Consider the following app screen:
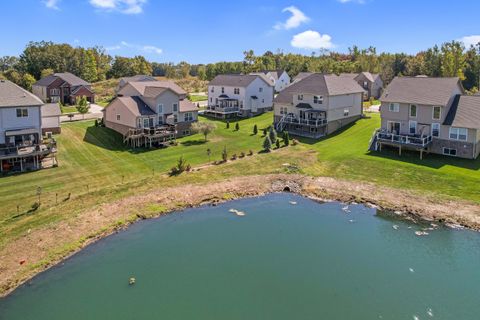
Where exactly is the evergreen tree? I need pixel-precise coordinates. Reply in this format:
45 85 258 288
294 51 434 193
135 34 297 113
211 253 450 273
283 131 290 146
253 124 258 135
269 126 277 144
275 140 280 149
263 136 272 152
235 122 240 131
226 121 230 129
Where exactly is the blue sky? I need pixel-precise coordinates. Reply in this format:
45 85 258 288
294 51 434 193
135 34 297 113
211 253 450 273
1 0 479 64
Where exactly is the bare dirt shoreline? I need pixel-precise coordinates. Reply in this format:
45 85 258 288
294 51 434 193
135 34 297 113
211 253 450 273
1 173 480 297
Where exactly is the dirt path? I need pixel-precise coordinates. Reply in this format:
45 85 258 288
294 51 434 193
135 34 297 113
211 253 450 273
1 174 479 297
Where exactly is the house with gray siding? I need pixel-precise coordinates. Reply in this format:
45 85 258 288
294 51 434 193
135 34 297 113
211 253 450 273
273 73 365 138
104 81 198 147
250 70 290 92
0 80 57 173
206 74 274 118
340 72 384 100
371 76 480 159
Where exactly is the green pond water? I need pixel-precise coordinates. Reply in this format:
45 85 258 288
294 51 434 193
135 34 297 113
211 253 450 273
1 193 480 319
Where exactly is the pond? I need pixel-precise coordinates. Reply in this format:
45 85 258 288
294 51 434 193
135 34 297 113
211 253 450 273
1 193 479 319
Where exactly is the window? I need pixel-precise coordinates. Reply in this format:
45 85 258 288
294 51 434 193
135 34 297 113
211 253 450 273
259 87 263 93
449 127 467 141
116 114 121 121
298 94 304 101
16 108 28 118
314 95 323 104
409 104 417 118
234 88 240 94
137 118 142 128
50 88 60 96
409 121 417 134
280 107 288 115
157 104 163 114
343 109 350 117
143 118 149 128
432 106 441 120
173 103 178 112
183 130 191 136
443 148 457 156
363 81 368 88
221 87 224 94
262 99 264 103
211 87 214 93
174 115 178 123
184 112 194 122
431 123 440 137
388 103 399 112
210 98 212 103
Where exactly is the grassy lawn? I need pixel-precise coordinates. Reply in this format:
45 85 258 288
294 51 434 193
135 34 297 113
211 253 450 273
188 95 208 102
60 106 78 114
1 112 480 247
363 100 381 108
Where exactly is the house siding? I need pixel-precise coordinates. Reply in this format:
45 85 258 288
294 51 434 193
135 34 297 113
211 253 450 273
0 106 42 145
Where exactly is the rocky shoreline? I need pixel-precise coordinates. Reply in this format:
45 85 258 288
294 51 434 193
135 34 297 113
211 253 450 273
1 174 479 297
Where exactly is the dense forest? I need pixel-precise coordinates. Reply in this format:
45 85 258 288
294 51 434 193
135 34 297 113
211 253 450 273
1 40 479 93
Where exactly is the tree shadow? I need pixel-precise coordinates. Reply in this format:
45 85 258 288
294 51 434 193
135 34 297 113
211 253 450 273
180 139 207 146
287 121 358 145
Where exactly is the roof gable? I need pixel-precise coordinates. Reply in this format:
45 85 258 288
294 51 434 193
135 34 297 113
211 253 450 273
444 95 480 129
209 74 273 88
0 80 44 107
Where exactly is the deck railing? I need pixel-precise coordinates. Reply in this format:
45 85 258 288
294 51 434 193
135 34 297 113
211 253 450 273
206 105 240 113
376 131 432 147
283 115 327 127
0 140 57 159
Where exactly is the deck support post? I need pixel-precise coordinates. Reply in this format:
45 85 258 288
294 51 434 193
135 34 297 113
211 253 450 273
420 149 423 160
399 145 402 156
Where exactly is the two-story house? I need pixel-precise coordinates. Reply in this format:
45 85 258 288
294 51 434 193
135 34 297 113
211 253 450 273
340 72 383 100
206 74 274 118
250 70 291 92
117 74 157 92
273 73 365 138
371 76 480 159
0 80 57 173
104 81 198 148
32 72 95 105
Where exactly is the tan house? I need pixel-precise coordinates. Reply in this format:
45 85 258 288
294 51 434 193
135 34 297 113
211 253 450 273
104 81 198 148
371 76 480 159
273 73 365 138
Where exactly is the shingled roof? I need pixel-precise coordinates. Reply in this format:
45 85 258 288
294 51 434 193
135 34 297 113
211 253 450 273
444 95 480 129
113 96 156 116
124 81 186 97
209 74 273 87
34 72 90 87
381 77 463 106
0 80 43 107
274 73 365 104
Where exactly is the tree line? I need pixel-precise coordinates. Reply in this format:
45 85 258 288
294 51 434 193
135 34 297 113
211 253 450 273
1 40 479 93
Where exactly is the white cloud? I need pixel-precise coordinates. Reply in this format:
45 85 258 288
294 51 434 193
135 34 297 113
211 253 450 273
291 30 334 50
89 0 147 14
338 0 366 3
43 0 60 10
274 6 310 30
106 41 162 55
460 35 480 48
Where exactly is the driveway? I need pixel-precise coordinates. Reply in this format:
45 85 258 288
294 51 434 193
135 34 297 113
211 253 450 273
60 103 104 123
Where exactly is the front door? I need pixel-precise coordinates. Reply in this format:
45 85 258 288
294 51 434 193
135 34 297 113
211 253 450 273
387 121 400 134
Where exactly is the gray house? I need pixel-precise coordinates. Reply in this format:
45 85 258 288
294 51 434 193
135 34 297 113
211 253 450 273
117 75 157 92
340 72 383 100
273 73 365 138
371 76 480 159
0 80 57 173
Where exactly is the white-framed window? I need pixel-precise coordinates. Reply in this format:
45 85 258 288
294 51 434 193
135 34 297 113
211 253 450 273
234 88 240 94
409 120 417 134
116 114 121 121
388 103 399 112
211 87 214 93
173 103 178 112
298 94 303 101
50 88 60 96
432 106 441 120
279 107 287 115
363 81 368 88
314 95 323 104
449 127 467 141
343 109 349 117
174 115 178 123
137 118 142 128
443 148 457 156
157 104 163 114
259 87 263 92
16 108 28 118
183 130 191 136
143 118 149 128
431 123 440 137
221 87 224 94
409 104 417 118
210 98 212 103
184 112 194 122
158 115 163 125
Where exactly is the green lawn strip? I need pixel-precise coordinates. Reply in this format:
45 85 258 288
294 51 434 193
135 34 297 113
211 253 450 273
188 95 208 102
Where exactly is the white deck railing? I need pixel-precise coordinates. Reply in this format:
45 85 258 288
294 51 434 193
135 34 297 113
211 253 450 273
376 130 432 147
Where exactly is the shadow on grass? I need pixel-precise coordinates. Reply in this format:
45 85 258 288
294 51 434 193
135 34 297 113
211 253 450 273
366 147 480 170
180 139 207 146
288 121 358 145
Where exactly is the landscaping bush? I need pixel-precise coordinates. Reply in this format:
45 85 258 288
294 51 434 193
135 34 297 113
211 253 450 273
276 140 280 149
235 122 239 131
248 150 253 156
262 128 267 136
292 139 299 146
222 146 228 162
283 131 290 146
269 126 277 144
170 156 188 175
231 153 237 160
253 124 258 135
94 119 99 127
263 136 272 152
226 121 230 129
240 152 245 158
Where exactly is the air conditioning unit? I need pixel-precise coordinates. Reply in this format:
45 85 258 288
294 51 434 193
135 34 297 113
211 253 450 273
46 132 53 139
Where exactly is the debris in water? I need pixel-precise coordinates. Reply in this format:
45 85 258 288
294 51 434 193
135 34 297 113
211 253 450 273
427 308 433 317
349 219 355 223
430 223 438 228
392 225 399 230
394 210 403 215
415 231 429 236
289 201 297 205
413 315 419 320
342 206 351 213
229 209 246 216
409 268 415 273
129 277 136 285
445 223 464 230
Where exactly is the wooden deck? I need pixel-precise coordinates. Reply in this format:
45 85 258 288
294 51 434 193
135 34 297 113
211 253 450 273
123 125 177 148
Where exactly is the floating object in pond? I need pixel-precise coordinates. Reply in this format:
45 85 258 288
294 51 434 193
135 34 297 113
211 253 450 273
413 315 419 320
392 225 399 230
342 206 350 213
229 209 245 216
445 223 464 230
415 231 429 236
289 201 297 205
409 268 414 273
129 277 136 285
348 219 355 223
427 308 433 317
430 223 438 228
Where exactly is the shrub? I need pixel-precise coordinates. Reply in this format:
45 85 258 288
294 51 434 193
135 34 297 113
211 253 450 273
276 140 280 149
263 136 272 152
170 156 188 175
191 122 217 141
240 152 245 158
226 121 230 129
235 122 239 131
248 150 253 156
231 153 237 160
186 164 192 172
269 126 277 144
94 119 99 127
283 131 290 146
222 146 228 162
262 128 267 136
253 124 258 135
